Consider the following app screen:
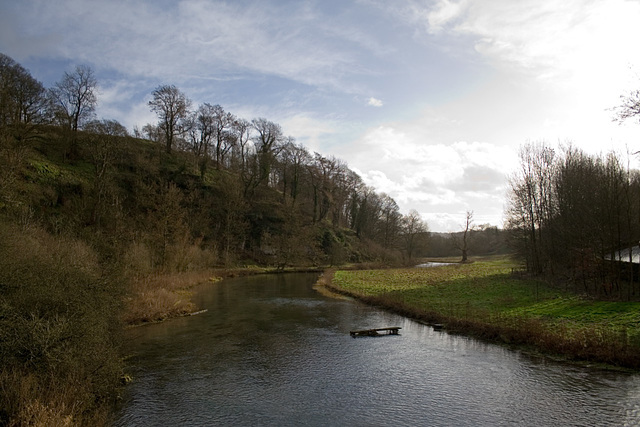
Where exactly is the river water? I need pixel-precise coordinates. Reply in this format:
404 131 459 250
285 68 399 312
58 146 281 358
113 273 640 426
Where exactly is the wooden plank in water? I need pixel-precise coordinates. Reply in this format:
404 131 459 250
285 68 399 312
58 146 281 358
350 327 401 337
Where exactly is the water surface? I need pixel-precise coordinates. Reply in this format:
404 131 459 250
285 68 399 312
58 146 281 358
114 273 640 426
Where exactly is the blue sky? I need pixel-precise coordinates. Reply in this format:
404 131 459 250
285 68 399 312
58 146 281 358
2 0 640 231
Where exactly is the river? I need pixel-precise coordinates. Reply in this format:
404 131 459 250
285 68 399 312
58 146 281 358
113 272 640 426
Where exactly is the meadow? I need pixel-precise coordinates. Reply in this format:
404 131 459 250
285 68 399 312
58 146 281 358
329 257 640 369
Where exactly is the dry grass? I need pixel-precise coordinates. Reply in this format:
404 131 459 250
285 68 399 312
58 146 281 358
0 369 111 427
122 270 221 325
0 223 123 426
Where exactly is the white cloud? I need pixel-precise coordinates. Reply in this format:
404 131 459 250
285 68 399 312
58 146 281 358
452 0 640 88
2 0 388 96
279 114 337 154
427 0 467 34
367 97 384 107
333 124 515 231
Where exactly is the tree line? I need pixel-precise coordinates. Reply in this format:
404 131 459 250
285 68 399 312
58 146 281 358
139 87 432 266
0 52 433 268
504 86 640 300
141 83 433 265
505 141 640 299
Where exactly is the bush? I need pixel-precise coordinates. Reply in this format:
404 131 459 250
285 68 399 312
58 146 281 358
0 223 123 426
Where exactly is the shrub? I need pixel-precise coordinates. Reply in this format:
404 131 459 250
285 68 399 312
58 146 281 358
0 223 123 426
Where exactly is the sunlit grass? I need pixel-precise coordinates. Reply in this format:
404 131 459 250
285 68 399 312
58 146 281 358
331 257 640 367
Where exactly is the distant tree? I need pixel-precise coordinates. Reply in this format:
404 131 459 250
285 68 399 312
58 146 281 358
148 85 191 153
278 139 310 207
341 169 364 230
231 118 257 193
231 118 252 170
308 153 341 223
455 210 474 262
401 209 428 260
190 103 215 159
85 118 128 137
49 65 97 132
350 185 381 238
251 117 283 187
379 194 402 248
83 119 127 225
0 53 46 131
142 123 162 143
211 105 235 169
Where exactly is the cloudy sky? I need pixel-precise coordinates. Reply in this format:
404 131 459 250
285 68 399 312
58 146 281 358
2 0 640 231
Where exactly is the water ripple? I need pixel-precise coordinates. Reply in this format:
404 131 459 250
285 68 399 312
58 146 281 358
113 273 640 427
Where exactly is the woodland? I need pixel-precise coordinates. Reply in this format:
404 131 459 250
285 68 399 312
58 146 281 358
6 48 640 424
0 53 507 425
506 141 640 300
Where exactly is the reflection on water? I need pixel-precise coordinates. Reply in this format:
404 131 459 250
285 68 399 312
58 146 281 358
416 262 456 268
114 273 640 426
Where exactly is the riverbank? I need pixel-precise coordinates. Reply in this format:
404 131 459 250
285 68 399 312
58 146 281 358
325 257 640 369
123 267 323 326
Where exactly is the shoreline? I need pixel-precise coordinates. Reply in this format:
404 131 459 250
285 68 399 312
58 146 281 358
123 267 323 327
322 266 640 371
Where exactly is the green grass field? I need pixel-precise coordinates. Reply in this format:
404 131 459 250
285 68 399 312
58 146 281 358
331 257 640 367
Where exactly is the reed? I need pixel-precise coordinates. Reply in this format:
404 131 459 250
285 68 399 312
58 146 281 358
122 271 219 325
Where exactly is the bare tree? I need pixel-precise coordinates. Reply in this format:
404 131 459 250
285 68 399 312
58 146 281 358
379 194 402 248
458 210 474 262
308 153 341 223
188 104 213 158
251 117 283 188
615 88 640 124
142 123 162 143
49 65 97 132
186 103 215 175
83 119 127 225
148 85 191 153
0 53 46 131
402 209 428 260
211 105 235 169
188 103 235 165
278 138 310 206
231 118 252 170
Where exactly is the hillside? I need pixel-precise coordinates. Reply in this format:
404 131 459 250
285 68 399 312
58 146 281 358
0 121 423 425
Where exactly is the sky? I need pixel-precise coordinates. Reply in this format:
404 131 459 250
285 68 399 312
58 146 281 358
2 0 640 232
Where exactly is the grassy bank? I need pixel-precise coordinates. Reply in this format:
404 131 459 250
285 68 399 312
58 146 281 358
328 257 640 369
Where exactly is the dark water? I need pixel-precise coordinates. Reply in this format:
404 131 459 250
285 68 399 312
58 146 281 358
114 273 640 426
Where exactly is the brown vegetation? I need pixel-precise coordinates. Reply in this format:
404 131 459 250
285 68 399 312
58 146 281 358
0 224 123 426
122 271 218 325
